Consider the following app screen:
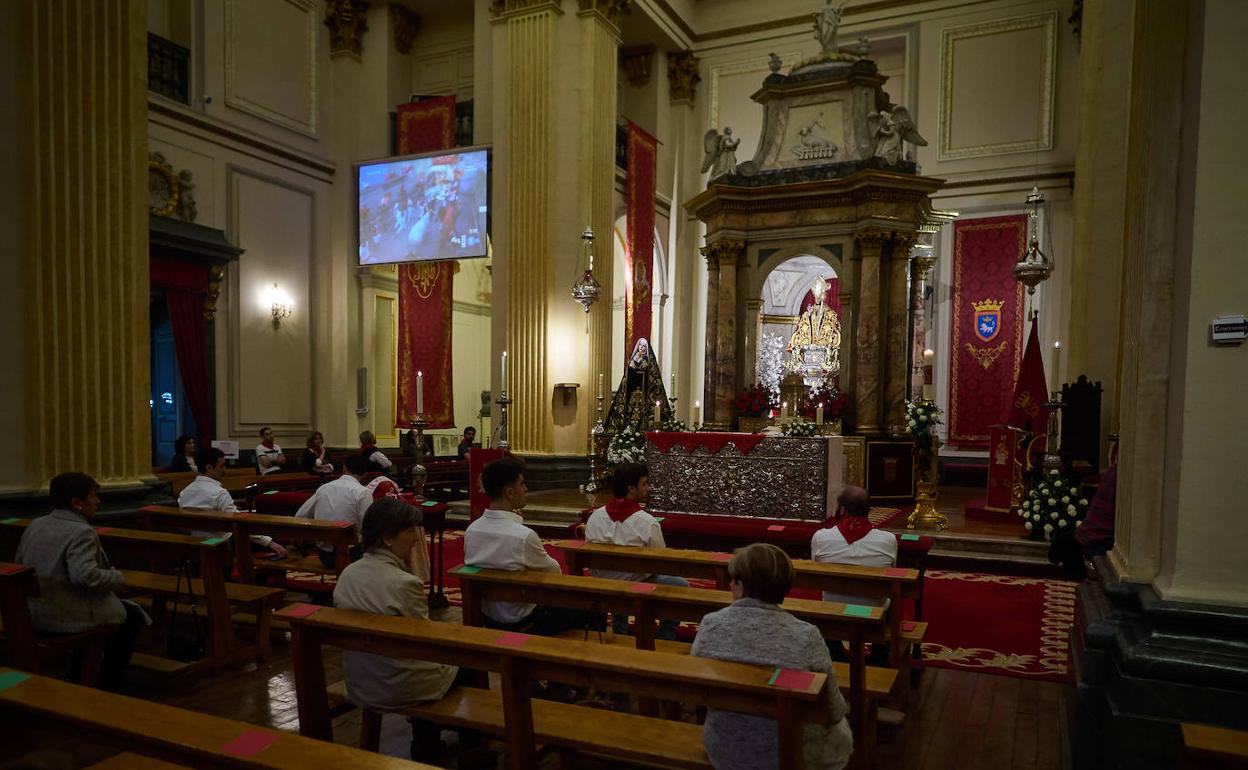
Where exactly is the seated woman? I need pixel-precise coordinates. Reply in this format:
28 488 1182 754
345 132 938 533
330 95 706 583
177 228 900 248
333 498 481 764
170 434 196 472
691 543 853 770
301 430 335 476
15 472 147 691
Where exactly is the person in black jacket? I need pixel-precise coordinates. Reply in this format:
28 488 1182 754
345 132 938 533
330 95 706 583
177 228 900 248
170 435 196 471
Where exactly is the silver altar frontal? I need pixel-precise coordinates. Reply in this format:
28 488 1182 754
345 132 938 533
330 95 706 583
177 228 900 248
645 435 844 521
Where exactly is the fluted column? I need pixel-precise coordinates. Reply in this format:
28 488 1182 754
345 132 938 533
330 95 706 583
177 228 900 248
0 0 150 492
700 248 720 421
578 0 623 442
884 233 917 433
496 0 560 453
852 230 888 434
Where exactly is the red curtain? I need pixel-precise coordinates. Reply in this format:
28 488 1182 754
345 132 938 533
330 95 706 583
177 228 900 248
625 121 658 358
150 257 213 442
947 215 1027 448
394 97 457 429
798 277 841 318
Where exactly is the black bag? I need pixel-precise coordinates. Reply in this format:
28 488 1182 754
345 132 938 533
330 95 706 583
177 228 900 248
166 558 206 662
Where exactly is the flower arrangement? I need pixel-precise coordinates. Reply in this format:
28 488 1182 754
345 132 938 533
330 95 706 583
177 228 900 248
781 418 819 437
905 399 943 439
660 417 688 432
734 383 775 418
1018 469 1090 540
606 424 647 465
799 379 848 420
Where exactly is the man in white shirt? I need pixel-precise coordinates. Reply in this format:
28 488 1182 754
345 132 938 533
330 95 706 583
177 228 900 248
359 430 394 472
811 485 897 664
296 454 372 567
585 462 688 640
463 457 594 636
179 447 286 559
255 426 287 476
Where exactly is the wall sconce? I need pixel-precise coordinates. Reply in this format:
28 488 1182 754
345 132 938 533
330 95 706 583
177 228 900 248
263 282 293 328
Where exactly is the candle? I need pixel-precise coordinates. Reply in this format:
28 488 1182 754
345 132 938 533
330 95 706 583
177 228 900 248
923 348 935 365
416 371 424 415
1053 340 1062 379
501 351 508 393
816 403 824 425
670 373 676 393
654 400 661 425
694 400 701 427
781 401 788 418
597 372 603 398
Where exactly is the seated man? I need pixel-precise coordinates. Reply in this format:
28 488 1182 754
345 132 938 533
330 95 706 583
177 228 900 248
810 485 896 663
360 430 394 473
254 426 287 476
585 462 688 640
463 457 592 636
457 426 477 459
295 454 373 568
179 447 287 559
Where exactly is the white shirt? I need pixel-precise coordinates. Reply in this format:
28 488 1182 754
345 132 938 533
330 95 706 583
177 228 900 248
810 525 898 607
255 443 284 475
584 505 666 582
295 475 372 543
463 508 561 624
363 446 393 470
178 475 271 547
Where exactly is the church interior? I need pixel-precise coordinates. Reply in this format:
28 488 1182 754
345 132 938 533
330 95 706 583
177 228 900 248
1 0 1246 768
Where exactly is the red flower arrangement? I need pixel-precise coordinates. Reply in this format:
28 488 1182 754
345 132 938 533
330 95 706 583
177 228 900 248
797 379 849 420
734 383 775 417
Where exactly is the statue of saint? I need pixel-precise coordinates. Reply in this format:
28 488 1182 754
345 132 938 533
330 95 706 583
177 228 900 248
604 338 673 433
814 1 846 56
787 276 842 379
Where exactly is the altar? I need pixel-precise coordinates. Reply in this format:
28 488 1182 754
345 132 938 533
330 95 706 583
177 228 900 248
644 432 843 521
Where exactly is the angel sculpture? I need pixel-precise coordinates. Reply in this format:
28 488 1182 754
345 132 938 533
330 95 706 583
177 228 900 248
867 106 927 165
701 127 740 180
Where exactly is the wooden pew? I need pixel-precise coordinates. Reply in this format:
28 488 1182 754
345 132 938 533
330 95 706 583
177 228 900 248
283 605 829 770
557 540 924 667
0 562 115 685
0 519 284 673
454 566 885 767
156 468 263 498
1183 722 1248 767
0 667 438 769
138 505 357 584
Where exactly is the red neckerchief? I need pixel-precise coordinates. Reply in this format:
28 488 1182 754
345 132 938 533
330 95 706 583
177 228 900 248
260 439 275 449
361 442 377 454
604 498 643 523
833 515 874 545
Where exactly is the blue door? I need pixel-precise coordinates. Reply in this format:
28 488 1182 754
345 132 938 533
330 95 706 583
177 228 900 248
151 317 180 468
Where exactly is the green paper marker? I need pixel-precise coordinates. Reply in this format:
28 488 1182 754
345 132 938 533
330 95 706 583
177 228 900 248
0 671 31 692
1 517 22 525
841 604 874 618
456 565 482 575
202 537 228 546
900 533 920 541
767 668 781 685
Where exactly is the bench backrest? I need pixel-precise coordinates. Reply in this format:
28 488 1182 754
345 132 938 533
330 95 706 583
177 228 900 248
0 668 437 770
0 563 39 670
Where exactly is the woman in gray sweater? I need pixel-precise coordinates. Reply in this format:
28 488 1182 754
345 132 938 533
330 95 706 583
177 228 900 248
691 543 854 770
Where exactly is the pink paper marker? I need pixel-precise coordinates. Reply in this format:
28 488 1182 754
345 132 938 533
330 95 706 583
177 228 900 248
766 525 785 532
495 631 530 648
562 540 586 549
770 668 817 691
629 582 659 593
710 553 732 562
332 520 352 527
280 603 322 618
94 527 114 534
221 729 280 758
0 564 25 575
903 621 917 632
883 567 909 578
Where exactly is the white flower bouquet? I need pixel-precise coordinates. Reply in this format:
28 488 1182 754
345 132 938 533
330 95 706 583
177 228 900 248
1018 469 1091 540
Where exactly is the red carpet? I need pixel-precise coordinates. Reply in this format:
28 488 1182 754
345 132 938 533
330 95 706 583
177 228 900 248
295 528 1076 683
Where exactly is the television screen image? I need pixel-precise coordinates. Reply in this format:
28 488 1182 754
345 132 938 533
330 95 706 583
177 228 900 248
357 147 489 266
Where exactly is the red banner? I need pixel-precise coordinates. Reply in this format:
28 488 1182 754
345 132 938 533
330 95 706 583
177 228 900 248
1007 316 1051 434
947 215 1027 448
625 122 658 357
395 98 456 430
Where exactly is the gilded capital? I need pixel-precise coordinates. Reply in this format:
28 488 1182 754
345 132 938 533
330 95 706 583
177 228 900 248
621 45 655 87
667 51 701 104
853 227 892 245
701 239 745 266
578 0 631 24
325 0 371 59
389 3 419 55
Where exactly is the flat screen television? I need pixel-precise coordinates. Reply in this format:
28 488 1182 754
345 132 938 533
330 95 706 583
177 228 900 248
355 145 490 266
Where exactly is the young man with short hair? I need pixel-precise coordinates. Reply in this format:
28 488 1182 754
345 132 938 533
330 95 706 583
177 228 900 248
463 457 589 635
359 430 394 472
296 453 373 567
180 447 287 558
255 427 287 475
585 462 688 640
457 426 477 459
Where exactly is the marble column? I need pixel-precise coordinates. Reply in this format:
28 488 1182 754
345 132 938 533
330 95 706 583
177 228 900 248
493 0 560 453
743 297 763 387
852 230 888 435
0 0 151 492
713 242 743 426
699 247 720 421
883 233 917 434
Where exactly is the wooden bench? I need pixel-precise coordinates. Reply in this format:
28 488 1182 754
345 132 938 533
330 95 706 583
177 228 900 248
156 468 263 497
558 540 924 667
138 504 358 585
0 562 116 686
0 667 438 769
455 565 889 768
1183 722 1248 767
283 604 830 770
0 519 284 673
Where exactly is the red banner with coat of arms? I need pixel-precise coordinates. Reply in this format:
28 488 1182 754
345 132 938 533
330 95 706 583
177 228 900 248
395 97 456 429
947 215 1027 448
625 121 658 357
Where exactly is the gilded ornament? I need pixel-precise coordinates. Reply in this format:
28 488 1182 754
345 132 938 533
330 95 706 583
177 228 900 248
148 152 197 222
620 46 654 87
667 51 700 104
325 0 370 59
965 341 1007 370
389 3 419 55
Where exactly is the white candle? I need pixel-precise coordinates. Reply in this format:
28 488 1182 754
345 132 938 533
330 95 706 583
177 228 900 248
654 400 661 425
1053 341 1062 381
816 403 824 425
782 401 788 418
923 348 935 365
598 372 604 398
694 400 701 427
501 351 508 393
416 371 424 415
670 373 676 393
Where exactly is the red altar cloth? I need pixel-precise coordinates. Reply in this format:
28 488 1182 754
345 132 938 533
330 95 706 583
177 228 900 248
646 431 767 456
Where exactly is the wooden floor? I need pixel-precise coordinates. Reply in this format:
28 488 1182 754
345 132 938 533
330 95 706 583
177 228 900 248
125 615 1067 770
